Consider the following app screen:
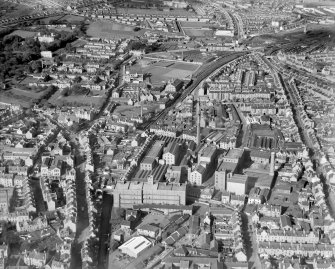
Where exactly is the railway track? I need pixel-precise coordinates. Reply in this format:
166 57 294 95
138 52 248 130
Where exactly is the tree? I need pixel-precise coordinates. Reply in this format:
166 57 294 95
93 76 101 84
73 76 82 84
65 43 72 52
30 60 42 72
44 74 51 82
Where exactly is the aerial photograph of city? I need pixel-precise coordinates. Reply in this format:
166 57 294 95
0 0 335 268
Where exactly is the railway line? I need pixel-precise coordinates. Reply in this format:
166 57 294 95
138 52 248 131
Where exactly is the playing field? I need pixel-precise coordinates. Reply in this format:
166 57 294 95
49 94 104 108
133 59 201 85
184 29 213 37
87 20 145 39
180 21 214 28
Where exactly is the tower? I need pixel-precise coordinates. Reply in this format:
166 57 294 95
140 102 143 119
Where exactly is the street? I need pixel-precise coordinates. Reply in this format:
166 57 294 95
98 193 113 269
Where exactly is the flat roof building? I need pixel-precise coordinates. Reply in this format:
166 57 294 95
110 181 187 208
227 174 249 196
118 236 152 258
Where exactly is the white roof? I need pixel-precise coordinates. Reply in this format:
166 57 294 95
118 236 151 255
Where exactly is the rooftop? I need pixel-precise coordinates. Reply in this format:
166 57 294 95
118 236 151 255
228 174 248 184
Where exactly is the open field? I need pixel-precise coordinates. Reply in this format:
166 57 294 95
180 21 215 28
0 87 45 108
144 50 210 63
87 20 145 39
133 59 201 84
38 15 64 24
61 14 86 23
114 7 196 16
49 93 104 108
0 0 37 19
8 30 37 38
184 28 213 37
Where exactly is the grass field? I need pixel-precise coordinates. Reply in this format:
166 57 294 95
87 20 145 39
0 87 45 108
180 21 214 28
61 14 86 23
8 30 37 38
184 28 213 37
132 59 201 85
49 93 104 108
0 1 37 19
114 7 195 16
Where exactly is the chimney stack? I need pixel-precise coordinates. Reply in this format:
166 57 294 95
196 97 201 145
269 151 275 176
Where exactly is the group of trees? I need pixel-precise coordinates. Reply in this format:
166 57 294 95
0 35 41 80
40 31 77 52
63 85 89 97
0 25 86 80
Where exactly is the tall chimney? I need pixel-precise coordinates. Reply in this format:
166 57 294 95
196 97 201 145
269 151 275 176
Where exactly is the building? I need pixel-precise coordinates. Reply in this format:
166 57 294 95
140 157 156 171
23 250 47 268
220 149 244 164
165 166 187 183
0 188 13 213
163 142 180 165
214 160 239 191
248 187 268 204
227 174 249 195
16 216 48 232
110 181 187 208
37 32 55 43
256 229 319 244
188 164 207 186
0 174 13 188
118 236 152 258
250 150 271 164
137 224 160 238
198 145 217 164
164 79 183 93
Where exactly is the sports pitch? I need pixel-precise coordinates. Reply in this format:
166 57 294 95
136 60 201 84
